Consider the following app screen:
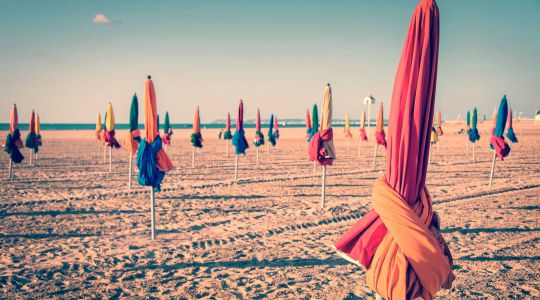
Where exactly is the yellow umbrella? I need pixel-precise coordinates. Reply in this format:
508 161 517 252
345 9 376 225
106 103 115 131
320 83 335 208
35 114 41 135
320 84 336 160
95 113 102 140
344 114 353 137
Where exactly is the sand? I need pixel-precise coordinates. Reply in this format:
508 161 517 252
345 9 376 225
1 121 539 299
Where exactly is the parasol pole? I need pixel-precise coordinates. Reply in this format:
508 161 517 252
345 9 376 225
429 147 432 166
266 142 269 154
29 150 32 165
437 140 440 155
128 154 132 189
321 165 327 209
488 152 496 187
109 147 112 172
150 187 156 240
226 140 229 157
367 103 372 137
8 159 13 180
256 147 259 165
192 147 195 168
372 144 378 170
472 142 476 162
98 142 101 159
346 138 349 150
357 139 361 158
234 155 239 180
103 144 107 162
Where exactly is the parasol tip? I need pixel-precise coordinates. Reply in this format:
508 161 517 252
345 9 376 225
147 75 151 79
326 83 331 86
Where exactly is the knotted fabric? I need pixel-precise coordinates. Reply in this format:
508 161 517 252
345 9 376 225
123 129 141 156
136 136 172 191
4 129 24 163
105 130 121 148
490 135 510 160
191 132 203 148
163 129 173 145
232 129 249 154
468 128 480 143
359 127 368 141
308 128 334 166
375 130 387 148
366 177 452 300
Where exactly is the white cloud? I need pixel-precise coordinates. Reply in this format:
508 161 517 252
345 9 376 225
93 14 111 24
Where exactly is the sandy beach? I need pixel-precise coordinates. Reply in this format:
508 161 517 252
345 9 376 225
1 121 539 299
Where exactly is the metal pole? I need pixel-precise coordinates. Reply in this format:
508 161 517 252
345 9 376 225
321 165 327 209
8 159 13 180
234 155 239 180
367 103 372 138
192 147 195 168
29 150 32 165
489 152 496 187
473 142 476 162
109 147 112 173
128 155 132 190
226 141 229 157
372 144 378 170
256 147 259 165
150 187 156 240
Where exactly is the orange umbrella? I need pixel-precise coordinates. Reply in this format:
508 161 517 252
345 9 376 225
137 75 173 240
141 75 173 175
436 111 443 135
359 110 368 141
191 106 203 148
375 103 386 147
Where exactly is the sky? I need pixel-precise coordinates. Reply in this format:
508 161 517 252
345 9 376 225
1 0 539 124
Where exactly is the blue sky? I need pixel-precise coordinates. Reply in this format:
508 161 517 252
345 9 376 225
1 0 539 124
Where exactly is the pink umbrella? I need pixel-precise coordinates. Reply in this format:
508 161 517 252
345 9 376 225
334 1 453 298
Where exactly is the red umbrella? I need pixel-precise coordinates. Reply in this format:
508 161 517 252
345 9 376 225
334 1 453 298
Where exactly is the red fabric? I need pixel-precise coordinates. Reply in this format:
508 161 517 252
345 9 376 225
508 108 513 128
237 100 244 131
335 0 440 269
162 130 173 145
308 128 334 166
29 112 36 134
359 127 368 141
375 131 387 148
490 135 510 160
436 127 443 136
105 130 121 148
256 109 261 131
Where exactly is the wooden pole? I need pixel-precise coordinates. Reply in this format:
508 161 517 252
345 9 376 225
8 159 13 180
103 144 107 162
98 142 101 159
429 147 432 166
109 147 112 173
437 141 440 155
321 165 327 209
357 140 362 158
150 187 156 240
346 138 349 151
234 155 239 180
29 150 32 165
192 147 195 168
266 142 270 154
226 141 229 157
488 152 496 187
256 147 259 165
128 155 133 190
372 144 378 170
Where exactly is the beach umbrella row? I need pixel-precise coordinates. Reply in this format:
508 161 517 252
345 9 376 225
104 103 121 172
335 1 454 299
24 110 39 164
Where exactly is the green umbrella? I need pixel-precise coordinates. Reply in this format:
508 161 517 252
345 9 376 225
130 94 139 132
309 104 319 141
164 112 170 134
